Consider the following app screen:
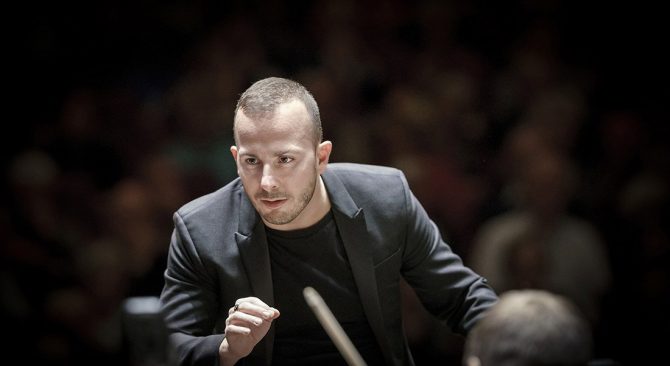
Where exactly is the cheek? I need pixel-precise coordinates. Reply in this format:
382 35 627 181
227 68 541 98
291 169 315 188
238 170 259 188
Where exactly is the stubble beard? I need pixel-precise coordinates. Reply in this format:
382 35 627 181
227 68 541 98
260 173 317 225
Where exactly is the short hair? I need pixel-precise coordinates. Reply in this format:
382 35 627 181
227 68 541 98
234 77 322 145
464 290 592 366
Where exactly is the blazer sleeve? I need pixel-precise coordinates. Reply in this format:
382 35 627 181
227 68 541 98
398 173 498 335
160 212 224 366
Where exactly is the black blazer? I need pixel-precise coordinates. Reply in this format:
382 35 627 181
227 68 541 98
159 163 498 365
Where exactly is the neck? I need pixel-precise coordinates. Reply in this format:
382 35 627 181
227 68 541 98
313 176 331 215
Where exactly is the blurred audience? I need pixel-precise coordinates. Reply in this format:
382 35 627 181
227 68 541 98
6 1 667 365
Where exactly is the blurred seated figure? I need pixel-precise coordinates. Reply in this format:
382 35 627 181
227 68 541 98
463 289 592 366
470 150 611 324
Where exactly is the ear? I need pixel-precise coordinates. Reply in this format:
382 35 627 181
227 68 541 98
316 140 332 174
230 145 239 161
230 146 240 175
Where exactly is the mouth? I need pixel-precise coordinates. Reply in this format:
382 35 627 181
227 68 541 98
260 198 287 209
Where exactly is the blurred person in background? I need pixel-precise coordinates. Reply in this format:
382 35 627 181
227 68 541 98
463 289 594 366
470 142 611 325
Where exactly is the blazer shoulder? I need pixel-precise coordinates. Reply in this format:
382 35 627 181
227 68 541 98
326 163 409 191
325 163 410 204
327 162 404 178
176 178 244 220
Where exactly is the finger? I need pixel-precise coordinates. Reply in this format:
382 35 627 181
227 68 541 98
228 311 265 327
235 304 279 320
224 324 251 336
235 297 273 309
232 301 280 319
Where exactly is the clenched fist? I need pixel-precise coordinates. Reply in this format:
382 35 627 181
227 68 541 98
219 297 280 365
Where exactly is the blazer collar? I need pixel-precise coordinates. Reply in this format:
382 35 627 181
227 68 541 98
321 167 396 364
321 167 360 218
236 186 260 236
235 189 274 365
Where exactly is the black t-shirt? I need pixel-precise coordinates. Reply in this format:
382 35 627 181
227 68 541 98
266 211 386 365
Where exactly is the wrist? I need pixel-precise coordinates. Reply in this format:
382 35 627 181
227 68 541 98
218 337 241 366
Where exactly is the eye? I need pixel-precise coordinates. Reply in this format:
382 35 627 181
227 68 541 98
245 157 259 165
278 156 294 164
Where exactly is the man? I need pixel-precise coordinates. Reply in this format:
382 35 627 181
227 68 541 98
159 77 498 365
463 289 592 366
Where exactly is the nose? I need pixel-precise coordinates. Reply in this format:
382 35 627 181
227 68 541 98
260 165 279 192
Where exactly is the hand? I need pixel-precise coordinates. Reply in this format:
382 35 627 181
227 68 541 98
219 297 280 365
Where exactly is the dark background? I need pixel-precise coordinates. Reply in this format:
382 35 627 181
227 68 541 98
4 1 668 365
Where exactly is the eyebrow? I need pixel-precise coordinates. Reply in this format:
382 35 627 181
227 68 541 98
275 149 299 156
238 148 302 157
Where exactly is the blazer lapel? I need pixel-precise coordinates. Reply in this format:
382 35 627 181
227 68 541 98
235 194 273 302
234 190 274 365
322 169 395 364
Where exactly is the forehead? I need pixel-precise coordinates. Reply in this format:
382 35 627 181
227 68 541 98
235 100 314 148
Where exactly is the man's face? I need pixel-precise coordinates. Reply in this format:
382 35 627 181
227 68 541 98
231 100 330 229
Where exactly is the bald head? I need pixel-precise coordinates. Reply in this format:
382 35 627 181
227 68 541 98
464 290 592 366
234 77 322 145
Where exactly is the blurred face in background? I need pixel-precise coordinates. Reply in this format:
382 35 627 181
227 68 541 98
521 151 576 219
